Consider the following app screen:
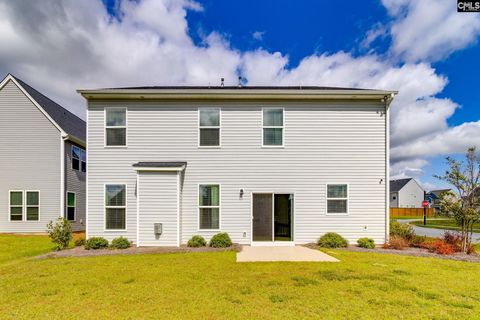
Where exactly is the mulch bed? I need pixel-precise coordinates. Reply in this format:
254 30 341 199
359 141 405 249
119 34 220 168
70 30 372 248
304 243 480 263
36 243 242 259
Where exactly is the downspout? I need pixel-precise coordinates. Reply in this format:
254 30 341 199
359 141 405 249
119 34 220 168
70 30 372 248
60 134 66 219
383 94 394 243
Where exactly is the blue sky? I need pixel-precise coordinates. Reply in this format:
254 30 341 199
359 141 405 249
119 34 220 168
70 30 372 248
1 0 480 190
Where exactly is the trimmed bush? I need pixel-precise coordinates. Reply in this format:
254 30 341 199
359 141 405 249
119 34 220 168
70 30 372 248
187 235 207 247
317 232 348 248
390 220 415 240
85 237 109 250
410 235 427 248
46 218 73 251
383 235 409 250
74 237 86 247
357 237 375 249
209 232 232 248
110 237 131 249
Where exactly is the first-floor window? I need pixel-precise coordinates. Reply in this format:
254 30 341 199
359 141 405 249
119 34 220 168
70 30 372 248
326 184 348 214
26 191 39 221
199 184 220 230
9 191 23 221
67 192 76 221
105 184 126 230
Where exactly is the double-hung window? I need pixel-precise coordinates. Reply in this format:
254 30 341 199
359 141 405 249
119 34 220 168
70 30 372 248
105 108 127 146
198 184 220 230
67 192 76 221
105 184 126 230
9 191 23 221
9 191 39 221
72 145 86 172
263 108 284 146
199 108 220 147
326 184 348 214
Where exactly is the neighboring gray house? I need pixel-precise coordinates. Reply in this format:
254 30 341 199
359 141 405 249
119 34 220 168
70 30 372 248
78 85 396 246
390 178 424 208
0 74 86 232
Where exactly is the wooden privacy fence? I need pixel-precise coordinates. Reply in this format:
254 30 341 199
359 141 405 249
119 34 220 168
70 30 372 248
390 207 435 217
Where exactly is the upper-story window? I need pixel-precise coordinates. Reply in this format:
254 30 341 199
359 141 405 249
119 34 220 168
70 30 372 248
263 108 284 146
72 145 86 172
199 108 220 147
105 108 127 146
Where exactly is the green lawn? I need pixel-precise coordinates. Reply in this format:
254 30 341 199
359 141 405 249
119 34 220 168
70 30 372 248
410 219 480 233
1 235 480 319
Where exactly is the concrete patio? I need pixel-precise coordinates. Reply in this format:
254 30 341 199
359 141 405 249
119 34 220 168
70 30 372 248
236 245 339 262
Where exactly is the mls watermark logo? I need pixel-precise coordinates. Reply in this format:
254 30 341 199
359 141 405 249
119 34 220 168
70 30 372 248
458 1 480 12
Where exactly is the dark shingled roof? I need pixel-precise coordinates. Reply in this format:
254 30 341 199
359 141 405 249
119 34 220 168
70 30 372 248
133 162 187 168
13 76 86 142
390 178 413 192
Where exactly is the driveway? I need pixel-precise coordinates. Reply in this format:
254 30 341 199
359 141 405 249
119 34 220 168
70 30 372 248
398 219 480 243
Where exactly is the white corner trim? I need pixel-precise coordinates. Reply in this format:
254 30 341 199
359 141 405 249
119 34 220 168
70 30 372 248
60 138 65 218
177 172 180 247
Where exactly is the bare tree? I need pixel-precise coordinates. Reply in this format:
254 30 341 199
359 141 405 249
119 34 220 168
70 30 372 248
434 147 480 253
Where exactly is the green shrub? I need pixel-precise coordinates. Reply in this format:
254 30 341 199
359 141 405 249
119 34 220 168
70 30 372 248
74 237 85 247
357 237 375 249
187 235 207 247
317 232 348 248
85 237 109 250
390 220 415 240
110 237 131 249
209 232 232 248
46 218 73 251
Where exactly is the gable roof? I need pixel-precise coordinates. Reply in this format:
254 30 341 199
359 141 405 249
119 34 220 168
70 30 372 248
0 74 85 144
390 178 413 192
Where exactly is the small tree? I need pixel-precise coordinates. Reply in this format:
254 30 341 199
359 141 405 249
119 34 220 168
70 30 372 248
46 217 73 250
435 147 480 253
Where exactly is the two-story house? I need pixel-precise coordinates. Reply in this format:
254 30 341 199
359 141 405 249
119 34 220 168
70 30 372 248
390 178 424 208
0 74 86 232
78 85 396 246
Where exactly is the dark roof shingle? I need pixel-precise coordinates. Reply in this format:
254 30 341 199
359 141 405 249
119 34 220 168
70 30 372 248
390 178 413 192
13 76 86 142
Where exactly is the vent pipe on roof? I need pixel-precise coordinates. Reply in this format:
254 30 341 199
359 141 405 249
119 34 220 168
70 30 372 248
238 76 242 88
220 78 224 87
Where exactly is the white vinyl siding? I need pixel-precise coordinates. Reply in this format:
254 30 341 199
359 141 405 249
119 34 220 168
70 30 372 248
87 100 386 244
65 141 86 231
0 80 61 232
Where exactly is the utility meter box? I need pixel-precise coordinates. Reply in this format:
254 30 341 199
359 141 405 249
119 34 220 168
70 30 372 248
154 223 162 235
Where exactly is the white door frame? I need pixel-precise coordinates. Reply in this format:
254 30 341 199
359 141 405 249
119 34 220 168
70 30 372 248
250 192 295 246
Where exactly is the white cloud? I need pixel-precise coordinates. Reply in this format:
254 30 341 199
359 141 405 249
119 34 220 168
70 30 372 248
382 0 480 62
0 0 480 181
252 31 265 41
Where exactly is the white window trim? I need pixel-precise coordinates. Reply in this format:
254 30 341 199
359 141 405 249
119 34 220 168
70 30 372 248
104 183 128 232
325 183 349 215
71 145 86 171
25 190 40 221
262 107 285 148
8 190 24 222
198 107 221 148
66 191 76 222
104 107 128 148
197 183 221 231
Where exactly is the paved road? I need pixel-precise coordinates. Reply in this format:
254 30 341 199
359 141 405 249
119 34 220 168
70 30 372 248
397 219 480 243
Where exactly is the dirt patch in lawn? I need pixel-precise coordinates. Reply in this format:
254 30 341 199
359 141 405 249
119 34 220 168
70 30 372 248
36 243 242 259
304 243 480 263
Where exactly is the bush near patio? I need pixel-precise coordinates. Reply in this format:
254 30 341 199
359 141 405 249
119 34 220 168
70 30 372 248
1 234 480 319
209 233 232 248
110 237 132 249
318 232 348 248
187 235 207 247
390 220 415 241
357 237 375 249
46 217 73 251
84 237 109 250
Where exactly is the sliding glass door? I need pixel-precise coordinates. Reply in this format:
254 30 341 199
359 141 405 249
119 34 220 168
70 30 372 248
252 193 294 243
